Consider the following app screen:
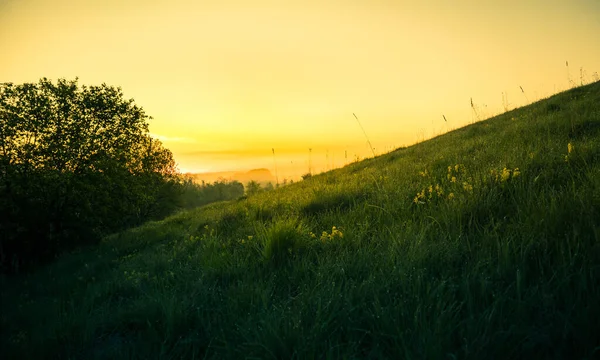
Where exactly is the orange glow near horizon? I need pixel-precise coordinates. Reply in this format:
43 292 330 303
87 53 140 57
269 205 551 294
2 0 599 179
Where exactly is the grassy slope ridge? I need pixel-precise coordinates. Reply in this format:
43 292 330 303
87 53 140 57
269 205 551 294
2 82 600 359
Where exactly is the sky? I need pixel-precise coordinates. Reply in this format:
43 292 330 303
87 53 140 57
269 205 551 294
1 0 599 179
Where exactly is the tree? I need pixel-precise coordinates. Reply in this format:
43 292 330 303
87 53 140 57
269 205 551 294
0 78 178 273
177 178 244 208
245 180 262 196
264 182 275 191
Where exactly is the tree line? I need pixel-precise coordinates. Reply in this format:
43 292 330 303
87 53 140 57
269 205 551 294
0 78 243 274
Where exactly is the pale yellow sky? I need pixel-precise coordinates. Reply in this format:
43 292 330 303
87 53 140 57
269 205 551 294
1 0 599 178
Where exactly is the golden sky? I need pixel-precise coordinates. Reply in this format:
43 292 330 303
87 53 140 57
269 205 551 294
2 0 599 178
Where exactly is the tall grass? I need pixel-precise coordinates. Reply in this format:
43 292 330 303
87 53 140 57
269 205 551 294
2 81 600 359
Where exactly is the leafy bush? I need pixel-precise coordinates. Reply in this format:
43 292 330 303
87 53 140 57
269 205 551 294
0 78 179 273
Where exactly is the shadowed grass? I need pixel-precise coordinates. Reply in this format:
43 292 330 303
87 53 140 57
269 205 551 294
2 81 600 359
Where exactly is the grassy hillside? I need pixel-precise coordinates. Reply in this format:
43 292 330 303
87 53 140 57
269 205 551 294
2 82 600 359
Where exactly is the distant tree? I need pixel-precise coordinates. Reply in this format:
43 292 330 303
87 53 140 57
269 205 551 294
245 180 262 196
0 78 178 273
177 178 244 208
264 182 275 191
301 173 312 180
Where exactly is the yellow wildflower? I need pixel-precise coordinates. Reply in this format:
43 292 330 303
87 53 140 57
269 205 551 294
320 231 329 242
448 193 455 200
330 226 343 240
512 168 520 178
462 182 473 192
414 189 426 204
568 143 573 154
500 168 511 182
451 176 457 183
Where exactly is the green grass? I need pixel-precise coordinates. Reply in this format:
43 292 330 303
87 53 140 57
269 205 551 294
2 82 600 359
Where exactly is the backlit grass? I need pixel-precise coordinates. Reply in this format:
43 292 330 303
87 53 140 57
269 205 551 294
2 82 600 359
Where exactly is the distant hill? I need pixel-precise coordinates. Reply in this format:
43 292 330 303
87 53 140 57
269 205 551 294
185 168 276 186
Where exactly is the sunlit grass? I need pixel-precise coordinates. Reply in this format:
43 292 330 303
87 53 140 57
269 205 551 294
2 81 600 359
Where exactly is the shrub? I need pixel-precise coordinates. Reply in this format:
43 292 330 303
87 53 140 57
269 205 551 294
0 78 178 273
261 219 308 265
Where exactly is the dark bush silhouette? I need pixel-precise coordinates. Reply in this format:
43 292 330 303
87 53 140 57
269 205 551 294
0 78 182 273
301 172 312 180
